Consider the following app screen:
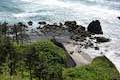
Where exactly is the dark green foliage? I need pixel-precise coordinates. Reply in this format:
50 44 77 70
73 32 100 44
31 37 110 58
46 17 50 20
0 36 10 72
0 35 18 77
0 32 66 80
27 40 65 80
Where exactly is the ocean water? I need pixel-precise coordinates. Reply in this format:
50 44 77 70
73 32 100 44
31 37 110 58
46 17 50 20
0 0 120 38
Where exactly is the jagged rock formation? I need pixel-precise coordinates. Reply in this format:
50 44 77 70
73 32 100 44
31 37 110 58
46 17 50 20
87 20 103 34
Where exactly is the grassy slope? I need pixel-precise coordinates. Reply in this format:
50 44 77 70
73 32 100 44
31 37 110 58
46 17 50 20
0 39 120 80
63 57 120 80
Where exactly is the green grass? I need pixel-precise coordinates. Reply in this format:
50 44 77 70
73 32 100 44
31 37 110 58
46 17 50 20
63 57 120 80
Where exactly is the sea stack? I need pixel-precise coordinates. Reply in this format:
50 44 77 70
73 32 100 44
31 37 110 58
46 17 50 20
87 20 103 34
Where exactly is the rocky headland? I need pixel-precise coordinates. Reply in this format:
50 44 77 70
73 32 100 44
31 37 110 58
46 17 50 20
0 19 119 73
32 20 119 73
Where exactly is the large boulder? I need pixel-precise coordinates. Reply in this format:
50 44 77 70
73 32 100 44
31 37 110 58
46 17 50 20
87 20 103 34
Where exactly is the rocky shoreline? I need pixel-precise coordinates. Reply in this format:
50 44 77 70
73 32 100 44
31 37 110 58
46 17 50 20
31 20 120 73
34 20 110 42
26 20 112 67
1 20 120 73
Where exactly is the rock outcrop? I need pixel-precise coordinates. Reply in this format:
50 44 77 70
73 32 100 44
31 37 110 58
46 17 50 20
64 21 77 32
64 21 77 27
95 37 110 43
87 20 103 34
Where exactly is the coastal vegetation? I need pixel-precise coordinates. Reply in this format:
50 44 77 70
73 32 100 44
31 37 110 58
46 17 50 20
0 36 65 80
63 57 120 80
0 21 119 80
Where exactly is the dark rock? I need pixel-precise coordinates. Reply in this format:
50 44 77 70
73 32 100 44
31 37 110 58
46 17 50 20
17 22 24 26
78 50 82 53
47 24 60 30
28 21 33 26
76 25 85 31
59 22 63 27
51 38 65 49
95 37 110 43
64 21 86 34
64 21 77 32
95 47 99 50
74 25 85 33
36 26 43 30
87 20 103 34
87 41 94 47
118 17 120 20
38 21 46 25
64 21 77 27
84 40 94 49
70 35 86 42
70 29 91 42
70 51 74 55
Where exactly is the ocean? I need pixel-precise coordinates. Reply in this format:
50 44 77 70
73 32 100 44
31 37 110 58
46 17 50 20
0 0 120 38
